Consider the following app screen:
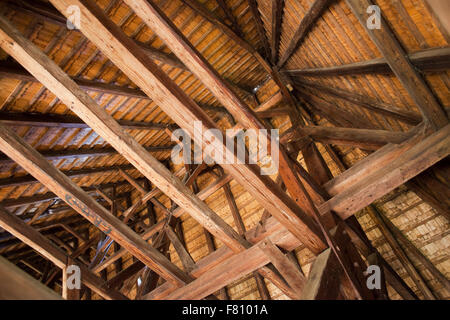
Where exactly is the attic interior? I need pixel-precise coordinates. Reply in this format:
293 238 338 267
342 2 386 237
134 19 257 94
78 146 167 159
0 0 448 301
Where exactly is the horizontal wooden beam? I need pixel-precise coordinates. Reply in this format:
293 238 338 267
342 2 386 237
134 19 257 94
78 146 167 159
282 125 413 150
294 80 423 125
0 111 174 130
0 145 173 166
284 47 450 76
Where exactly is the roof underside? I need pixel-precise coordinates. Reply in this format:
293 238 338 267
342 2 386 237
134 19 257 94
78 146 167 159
0 0 448 300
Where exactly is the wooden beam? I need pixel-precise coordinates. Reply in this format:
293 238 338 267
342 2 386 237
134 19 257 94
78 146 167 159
62 258 81 300
284 126 413 150
166 226 196 273
179 0 256 54
277 0 331 68
0 183 130 211
164 240 272 300
366 206 436 299
0 205 127 299
296 91 377 129
105 260 145 289
295 80 422 125
0 111 174 131
320 125 450 219
223 182 246 235
300 248 340 299
0 145 173 166
284 47 450 76
346 0 448 131
0 256 63 300
49 0 325 254
0 164 134 188
258 239 305 297
247 0 271 60
271 0 284 65
308 128 417 300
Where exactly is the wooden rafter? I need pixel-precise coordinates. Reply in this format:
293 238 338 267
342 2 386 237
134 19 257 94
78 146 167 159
346 0 448 131
277 0 332 68
247 0 271 60
0 145 174 166
284 47 450 76
271 0 284 65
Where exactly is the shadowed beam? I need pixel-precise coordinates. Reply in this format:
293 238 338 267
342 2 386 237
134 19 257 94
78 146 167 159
294 80 422 125
247 0 271 60
277 0 332 68
0 145 174 166
281 126 413 150
0 205 128 299
319 125 450 219
346 0 448 131
271 0 284 65
0 111 175 131
283 47 450 76
300 248 340 299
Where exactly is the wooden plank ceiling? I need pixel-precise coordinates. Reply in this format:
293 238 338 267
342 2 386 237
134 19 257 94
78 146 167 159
0 0 448 300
